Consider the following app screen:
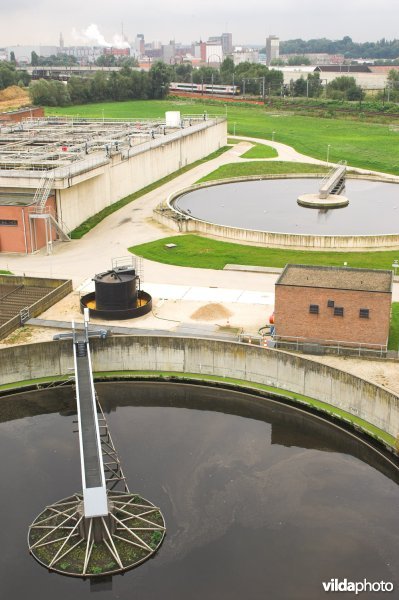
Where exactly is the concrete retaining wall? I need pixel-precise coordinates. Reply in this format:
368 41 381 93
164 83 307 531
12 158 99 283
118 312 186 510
57 120 227 231
1 336 398 441
0 276 72 340
157 174 399 251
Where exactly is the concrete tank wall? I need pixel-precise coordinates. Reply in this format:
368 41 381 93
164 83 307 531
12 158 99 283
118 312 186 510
157 175 399 251
57 120 226 231
1 336 398 442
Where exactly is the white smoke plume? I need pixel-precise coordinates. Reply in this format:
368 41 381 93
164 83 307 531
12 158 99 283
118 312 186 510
71 24 130 48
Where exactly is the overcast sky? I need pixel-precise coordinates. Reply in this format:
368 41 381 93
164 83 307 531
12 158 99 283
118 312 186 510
1 0 397 47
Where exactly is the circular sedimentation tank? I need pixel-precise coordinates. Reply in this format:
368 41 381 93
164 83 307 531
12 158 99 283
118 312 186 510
2 381 399 597
81 267 152 320
172 178 399 235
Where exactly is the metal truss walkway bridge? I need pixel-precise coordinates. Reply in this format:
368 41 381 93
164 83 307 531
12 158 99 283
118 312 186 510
28 311 165 578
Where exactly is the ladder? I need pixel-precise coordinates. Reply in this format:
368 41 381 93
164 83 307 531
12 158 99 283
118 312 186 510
33 172 55 213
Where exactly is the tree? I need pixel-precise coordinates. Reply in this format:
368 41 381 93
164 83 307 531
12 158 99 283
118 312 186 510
90 72 109 101
29 79 71 106
68 76 91 104
270 58 286 66
293 77 307 96
326 76 364 101
173 63 193 83
307 72 323 97
192 66 221 85
220 57 235 84
0 61 18 90
287 55 310 66
96 54 117 67
31 51 39 66
148 61 171 99
9 51 16 64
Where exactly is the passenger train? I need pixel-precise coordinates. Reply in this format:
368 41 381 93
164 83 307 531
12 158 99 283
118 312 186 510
169 82 240 96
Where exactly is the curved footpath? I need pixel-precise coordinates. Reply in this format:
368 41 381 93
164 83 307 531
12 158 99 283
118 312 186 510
1 138 399 296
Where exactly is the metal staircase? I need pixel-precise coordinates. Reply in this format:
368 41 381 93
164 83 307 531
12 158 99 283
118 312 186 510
29 172 71 253
33 172 55 213
319 161 347 199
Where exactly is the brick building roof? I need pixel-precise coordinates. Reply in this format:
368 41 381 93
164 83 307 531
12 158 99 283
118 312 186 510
276 264 392 293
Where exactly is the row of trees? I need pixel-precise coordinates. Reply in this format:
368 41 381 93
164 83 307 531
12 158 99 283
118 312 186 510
30 51 139 69
0 61 30 90
29 62 170 105
25 56 399 106
279 36 399 60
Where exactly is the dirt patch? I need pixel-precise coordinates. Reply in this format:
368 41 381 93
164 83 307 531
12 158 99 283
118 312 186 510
0 85 30 111
190 303 233 321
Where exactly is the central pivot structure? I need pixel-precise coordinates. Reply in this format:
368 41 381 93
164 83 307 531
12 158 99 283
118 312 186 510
297 161 349 208
28 311 165 577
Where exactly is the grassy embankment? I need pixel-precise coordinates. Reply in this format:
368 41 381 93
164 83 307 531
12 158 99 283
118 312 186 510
389 303 399 351
70 146 229 238
241 143 278 159
129 234 399 272
46 98 399 175
198 160 327 182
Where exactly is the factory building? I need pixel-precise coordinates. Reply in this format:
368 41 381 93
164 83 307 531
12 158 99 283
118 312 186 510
0 112 226 254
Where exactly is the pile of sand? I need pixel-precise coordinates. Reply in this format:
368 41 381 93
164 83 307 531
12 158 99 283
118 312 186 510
0 85 30 111
190 303 233 322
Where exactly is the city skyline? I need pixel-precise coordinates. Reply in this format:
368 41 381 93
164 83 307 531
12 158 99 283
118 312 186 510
0 0 398 48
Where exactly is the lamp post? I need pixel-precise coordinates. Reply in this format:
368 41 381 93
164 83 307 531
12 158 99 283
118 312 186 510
327 144 331 167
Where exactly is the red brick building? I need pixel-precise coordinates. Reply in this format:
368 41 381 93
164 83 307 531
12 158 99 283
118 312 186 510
0 106 44 124
274 265 392 351
0 192 56 253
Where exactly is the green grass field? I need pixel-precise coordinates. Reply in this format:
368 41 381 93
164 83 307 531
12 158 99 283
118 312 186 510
241 143 278 159
46 98 399 174
197 161 327 183
129 234 399 272
388 302 399 351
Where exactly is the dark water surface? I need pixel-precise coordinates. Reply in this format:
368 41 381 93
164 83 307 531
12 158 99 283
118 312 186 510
1 381 399 600
175 179 399 235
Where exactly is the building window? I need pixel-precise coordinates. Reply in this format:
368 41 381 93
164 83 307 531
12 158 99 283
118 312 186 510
0 219 17 226
327 299 334 308
309 304 319 314
334 307 344 316
359 308 370 319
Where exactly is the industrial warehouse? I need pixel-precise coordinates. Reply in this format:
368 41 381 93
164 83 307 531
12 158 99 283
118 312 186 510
0 112 226 253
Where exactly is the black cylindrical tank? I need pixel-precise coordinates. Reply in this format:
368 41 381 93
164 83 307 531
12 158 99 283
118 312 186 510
94 268 138 311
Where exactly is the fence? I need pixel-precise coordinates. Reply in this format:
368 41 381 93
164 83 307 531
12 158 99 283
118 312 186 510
273 335 388 358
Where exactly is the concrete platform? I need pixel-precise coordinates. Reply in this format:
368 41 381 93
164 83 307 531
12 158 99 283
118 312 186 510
297 193 349 208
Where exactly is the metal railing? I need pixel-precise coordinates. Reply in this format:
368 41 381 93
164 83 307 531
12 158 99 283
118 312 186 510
273 334 387 357
319 159 347 197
